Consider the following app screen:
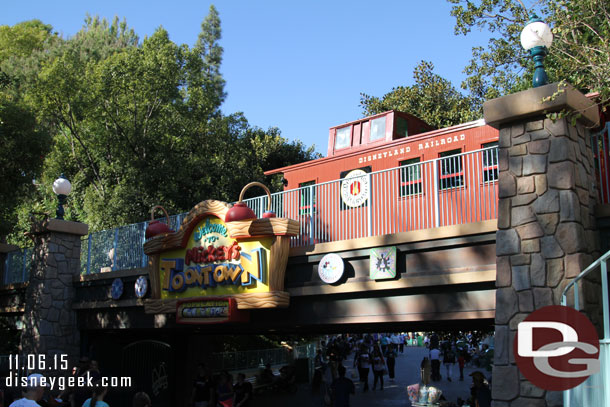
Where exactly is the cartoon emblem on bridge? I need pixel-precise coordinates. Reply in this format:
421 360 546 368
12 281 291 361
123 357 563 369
370 246 397 280
142 186 299 316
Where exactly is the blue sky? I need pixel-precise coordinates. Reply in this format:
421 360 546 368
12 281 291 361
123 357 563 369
4 1 492 155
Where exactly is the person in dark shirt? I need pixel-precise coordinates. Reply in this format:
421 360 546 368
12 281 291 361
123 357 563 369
470 371 491 407
191 363 213 407
73 357 97 407
259 364 274 384
330 365 354 407
232 373 252 407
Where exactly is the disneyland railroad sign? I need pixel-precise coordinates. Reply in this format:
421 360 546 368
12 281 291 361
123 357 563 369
142 199 299 316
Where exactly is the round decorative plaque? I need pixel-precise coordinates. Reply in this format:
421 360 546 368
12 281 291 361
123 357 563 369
135 276 148 299
318 253 344 284
111 278 124 300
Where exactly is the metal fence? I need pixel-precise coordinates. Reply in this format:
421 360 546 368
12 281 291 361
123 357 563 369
562 249 610 407
3 147 499 278
3 247 33 285
80 213 187 275
208 344 317 372
592 122 610 205
244 146 499 246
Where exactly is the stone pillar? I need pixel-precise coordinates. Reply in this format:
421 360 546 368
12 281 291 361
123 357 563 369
20 219 88 367
484 83 600 407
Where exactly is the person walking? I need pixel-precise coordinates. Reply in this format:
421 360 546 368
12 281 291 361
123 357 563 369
385 344 397 382
330 365 354 407
353 345 370 392
458 352 466 381
380 335 389 355
398 334 405 353
429 347 441 381
443 345 456 382
371 346 386 391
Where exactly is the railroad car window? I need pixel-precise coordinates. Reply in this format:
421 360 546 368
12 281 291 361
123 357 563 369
439 149 464 189
482 142 499 182
395 116 409 139
370 117 386 142
399 158 422 196
299 181 316 215
335 126 352 150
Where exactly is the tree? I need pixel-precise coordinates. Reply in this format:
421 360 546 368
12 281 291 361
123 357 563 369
0 89 50 240
0 21 56 241
448 0 610 110
360 60 482 129
3 8 318 244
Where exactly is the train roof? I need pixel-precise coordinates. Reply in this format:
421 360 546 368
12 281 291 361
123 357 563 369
264 118 486 176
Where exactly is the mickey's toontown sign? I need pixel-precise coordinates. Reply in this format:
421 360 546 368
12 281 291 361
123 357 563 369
142 183 299 320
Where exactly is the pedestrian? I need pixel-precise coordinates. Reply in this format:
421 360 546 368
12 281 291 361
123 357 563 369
191 363 213 407
81 383 109 407
385 344 397 382
371 346 385 391
380 335 389 355
232 373 252 407
398 333 405 353
420 357 431 385
216 372 233 407
429 346 441 381
458 352 466 381
469 371 491 407
330 365 354 407
9 374 45 407
443 345 456 382
73 357 97 407
353 345 370 392
132 392 151 407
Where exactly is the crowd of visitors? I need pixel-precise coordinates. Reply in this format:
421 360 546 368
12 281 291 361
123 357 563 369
0 331 493 407
312 331 493 407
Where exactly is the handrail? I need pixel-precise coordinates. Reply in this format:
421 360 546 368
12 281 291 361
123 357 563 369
561 248 610 407
561 248 610 303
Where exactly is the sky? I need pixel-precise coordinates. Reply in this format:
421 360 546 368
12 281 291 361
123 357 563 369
3 0 493 155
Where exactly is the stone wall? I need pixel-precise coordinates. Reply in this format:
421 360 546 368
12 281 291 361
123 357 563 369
485 83 600 407
20 219 87 368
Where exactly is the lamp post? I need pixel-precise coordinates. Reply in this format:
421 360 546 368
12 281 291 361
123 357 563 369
52 174 72 220
520 13 553 88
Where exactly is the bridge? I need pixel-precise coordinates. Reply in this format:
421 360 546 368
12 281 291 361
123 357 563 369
1 83 609 406
2 146 499 332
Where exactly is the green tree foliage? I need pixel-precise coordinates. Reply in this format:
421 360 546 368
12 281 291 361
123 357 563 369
2 7 318 243
0 89 50 240
0 21 56 241
360 61 482 129
448 0 610 108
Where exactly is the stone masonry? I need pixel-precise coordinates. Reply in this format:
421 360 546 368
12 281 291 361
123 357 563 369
484 83 600 407
20 219 88 368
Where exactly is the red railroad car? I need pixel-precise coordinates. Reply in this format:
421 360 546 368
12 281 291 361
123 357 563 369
264 111 500 246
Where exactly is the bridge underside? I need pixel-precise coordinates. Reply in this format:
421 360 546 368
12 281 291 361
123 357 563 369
65 220 498 334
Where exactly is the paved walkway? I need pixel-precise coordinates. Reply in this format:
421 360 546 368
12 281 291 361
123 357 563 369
252 346 492 406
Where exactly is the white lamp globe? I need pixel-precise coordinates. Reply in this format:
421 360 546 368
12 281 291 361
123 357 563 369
520 20 553 51
52 177 72 196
